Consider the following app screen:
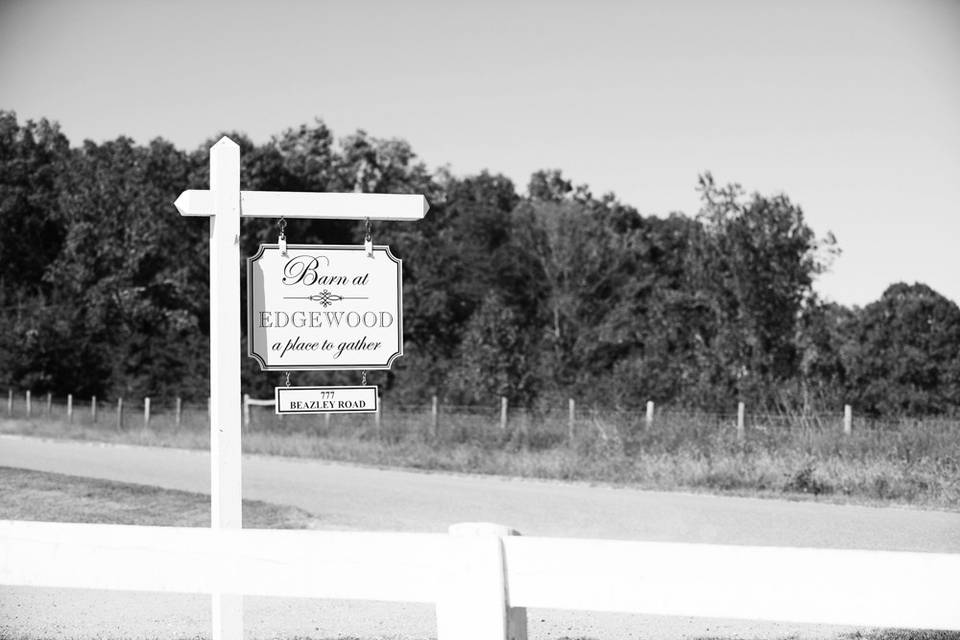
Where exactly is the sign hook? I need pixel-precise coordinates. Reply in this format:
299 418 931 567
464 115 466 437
364 217 373 258
278 217 288 256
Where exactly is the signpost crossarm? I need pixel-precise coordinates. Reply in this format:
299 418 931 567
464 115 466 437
175 190 429 221
208 137 243 639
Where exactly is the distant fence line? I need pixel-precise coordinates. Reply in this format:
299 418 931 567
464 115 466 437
7 387 959 439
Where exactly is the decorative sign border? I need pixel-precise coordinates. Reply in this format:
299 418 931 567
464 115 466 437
275 385 379 414
246 244 403 371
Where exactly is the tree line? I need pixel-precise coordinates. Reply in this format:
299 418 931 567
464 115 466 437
1 110 958 417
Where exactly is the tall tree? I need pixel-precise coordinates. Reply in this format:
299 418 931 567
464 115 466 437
43 137 205 398
687 173 835 406
0 111 69 296
845 283 960 415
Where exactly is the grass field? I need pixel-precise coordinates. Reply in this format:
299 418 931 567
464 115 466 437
2 401 959 511
0 466 316 528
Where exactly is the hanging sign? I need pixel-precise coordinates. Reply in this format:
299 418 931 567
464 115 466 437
248 244 402 370
275 385 378 414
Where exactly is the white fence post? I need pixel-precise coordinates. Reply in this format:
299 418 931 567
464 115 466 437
645 400 654 428
175 397 182 428
116 397 123 430
737 401 745 441
500 397 508 431
25 391 31 418
844 405 852 435
375 394 382 437
143 397 150 429
431 395 439 438
209 137 244 640
437 522 528 640
568 398 575 441
46 392 52 416
243 394 250 428
91 396 97 423
7 389 12 416
67 394 73 424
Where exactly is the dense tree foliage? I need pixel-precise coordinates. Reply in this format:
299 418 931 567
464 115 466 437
1 110 957 416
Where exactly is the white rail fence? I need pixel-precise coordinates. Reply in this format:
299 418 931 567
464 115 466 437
1 519 958 638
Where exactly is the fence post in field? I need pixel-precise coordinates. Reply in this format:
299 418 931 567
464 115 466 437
175 397 182 428
143 397 150 429
375 394 382 438
116 397 124 431
46 392 52 416
7 389 12 416
25 391 31 418
67 394 73 424
736 402 745 441
645 400 654 429
431 395 439 438
500 397 508 431
243 394 250 428
437 522 528 640
844 405 852 435
568 398 575 441
91 396 97 423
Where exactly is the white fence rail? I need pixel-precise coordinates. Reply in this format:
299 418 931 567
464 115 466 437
2 519 958 638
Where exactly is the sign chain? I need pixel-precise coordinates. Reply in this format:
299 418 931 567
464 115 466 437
361 370 367 386
284 371 291 388
364 217 373 257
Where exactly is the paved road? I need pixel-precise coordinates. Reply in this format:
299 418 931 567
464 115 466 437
2 434 958 550
2 434 959 639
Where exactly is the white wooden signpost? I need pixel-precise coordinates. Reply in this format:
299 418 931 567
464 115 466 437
174 136 427 639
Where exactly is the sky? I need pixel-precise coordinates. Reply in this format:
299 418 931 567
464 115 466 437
1 0 958 306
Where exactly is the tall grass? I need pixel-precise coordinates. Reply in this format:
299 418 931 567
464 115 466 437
3 398 959 509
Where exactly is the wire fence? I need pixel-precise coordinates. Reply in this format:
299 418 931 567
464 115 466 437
6 389 960 452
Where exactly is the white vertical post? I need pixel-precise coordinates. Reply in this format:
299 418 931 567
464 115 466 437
175 397 182 428
46 392 52 415
143 397 150 429
116 397 123 430
431 395 439 439
568 398 575 441
243 394 250 428
91 396 97 423
500 396 508 431
7 389 12 416
844 404 852 435
25 391 31 418
67 394 73 424
645 400 654 428
736 401 745 441
209 137 243 640
437 522 528 640
374 394 382 437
